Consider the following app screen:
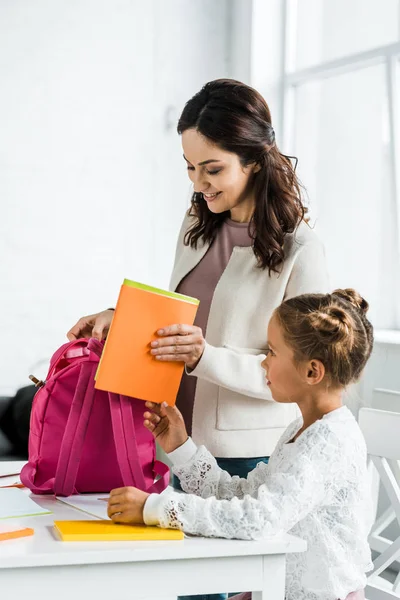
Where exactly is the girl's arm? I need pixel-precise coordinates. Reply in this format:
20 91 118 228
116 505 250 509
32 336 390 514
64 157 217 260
144 425 343 539
170 438 273 500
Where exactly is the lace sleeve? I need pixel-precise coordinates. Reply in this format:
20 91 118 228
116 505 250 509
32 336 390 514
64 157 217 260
172 445 270 500
159 425 344 539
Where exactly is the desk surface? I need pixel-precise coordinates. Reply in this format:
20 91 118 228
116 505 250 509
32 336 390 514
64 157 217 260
0 466 306 570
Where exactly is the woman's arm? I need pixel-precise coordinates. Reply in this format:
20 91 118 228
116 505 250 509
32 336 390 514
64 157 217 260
188 343 271 399
190 238 329 399
284 237 330 300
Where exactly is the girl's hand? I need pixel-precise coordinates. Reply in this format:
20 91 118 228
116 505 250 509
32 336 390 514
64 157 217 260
150 324 205 369
67 309 114 341
144 401 188 454
107 487 149 524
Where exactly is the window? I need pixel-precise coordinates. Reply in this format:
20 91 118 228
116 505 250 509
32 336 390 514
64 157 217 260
282 0 400 330
294 0 400 70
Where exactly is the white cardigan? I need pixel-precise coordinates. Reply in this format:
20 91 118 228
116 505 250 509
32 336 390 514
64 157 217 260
169 212 329 457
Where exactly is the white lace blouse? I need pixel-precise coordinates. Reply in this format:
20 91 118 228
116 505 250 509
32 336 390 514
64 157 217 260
144 407 373 600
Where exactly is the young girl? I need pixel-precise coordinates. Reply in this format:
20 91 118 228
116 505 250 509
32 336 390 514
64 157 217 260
108 288 374 600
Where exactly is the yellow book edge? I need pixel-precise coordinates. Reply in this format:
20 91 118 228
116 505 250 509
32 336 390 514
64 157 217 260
54 520 184 541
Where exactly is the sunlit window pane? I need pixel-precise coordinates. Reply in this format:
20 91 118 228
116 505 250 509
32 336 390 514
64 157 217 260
293 64 398 328
293 0 400 71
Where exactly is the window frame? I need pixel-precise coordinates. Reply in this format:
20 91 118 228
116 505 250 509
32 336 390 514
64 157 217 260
280 0 400 331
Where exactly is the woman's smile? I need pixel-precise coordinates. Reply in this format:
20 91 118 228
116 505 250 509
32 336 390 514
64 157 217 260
202 191 222 202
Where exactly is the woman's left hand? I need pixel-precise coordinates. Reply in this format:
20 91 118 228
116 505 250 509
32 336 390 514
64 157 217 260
107 487 149 524
150 324 205 369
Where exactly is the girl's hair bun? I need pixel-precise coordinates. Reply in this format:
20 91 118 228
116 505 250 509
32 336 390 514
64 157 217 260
309 307 353 345
332 288 369 315
276 288 374 387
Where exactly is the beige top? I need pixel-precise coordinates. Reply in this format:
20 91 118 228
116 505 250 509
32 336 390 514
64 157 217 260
176 218 253 436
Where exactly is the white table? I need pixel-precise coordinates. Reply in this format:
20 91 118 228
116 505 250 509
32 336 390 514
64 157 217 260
0 468 306 600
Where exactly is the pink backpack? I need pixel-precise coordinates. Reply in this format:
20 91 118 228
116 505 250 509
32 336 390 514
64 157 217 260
20 338 169 496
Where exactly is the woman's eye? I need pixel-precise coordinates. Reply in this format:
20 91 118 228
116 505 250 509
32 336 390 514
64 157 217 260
186 166 195 171
206 169 222 175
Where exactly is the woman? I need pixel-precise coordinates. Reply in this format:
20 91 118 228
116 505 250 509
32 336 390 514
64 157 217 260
68 78 328 600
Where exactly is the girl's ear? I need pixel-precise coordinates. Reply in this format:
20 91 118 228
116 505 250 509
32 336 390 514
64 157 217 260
305 359 325 386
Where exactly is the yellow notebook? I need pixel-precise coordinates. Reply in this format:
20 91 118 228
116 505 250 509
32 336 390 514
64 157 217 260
54 520 184 541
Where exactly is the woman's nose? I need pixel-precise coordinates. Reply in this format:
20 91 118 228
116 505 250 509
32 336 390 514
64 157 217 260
193 173 210 194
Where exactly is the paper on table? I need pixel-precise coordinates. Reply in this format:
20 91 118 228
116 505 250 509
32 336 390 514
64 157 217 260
0 488 52 520
56 494 110 520
0 461 26 478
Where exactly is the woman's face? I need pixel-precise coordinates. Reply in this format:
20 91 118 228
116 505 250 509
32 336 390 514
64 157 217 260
182 128 259 223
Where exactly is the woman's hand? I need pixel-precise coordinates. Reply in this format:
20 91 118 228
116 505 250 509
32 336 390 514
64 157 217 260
67 309 114 341
107 487 149 524
150 324 205 369
144 401 188 454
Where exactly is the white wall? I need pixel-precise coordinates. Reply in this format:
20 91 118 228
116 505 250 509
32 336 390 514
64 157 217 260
251 0 284 140
0 0 231 394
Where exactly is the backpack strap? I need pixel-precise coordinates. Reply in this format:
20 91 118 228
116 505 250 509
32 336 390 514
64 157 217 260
76 339 148 490
108 393 147 490
54 361 97 496
148 460 170 493
108 393 170 493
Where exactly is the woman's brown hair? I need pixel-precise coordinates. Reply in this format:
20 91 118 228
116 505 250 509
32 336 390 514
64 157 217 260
275 289 374 387
177 79 306 274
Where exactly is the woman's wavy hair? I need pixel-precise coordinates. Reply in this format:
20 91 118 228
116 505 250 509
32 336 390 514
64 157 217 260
177 79 307 274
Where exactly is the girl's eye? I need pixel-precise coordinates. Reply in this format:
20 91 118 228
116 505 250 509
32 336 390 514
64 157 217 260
187 166 195 171
206 169 222 175
266 347 275 357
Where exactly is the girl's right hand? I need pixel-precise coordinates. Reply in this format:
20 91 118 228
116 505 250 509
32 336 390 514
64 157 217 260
143 402 188 454
66 309 114 341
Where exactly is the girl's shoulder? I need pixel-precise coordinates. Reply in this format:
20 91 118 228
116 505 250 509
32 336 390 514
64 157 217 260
297 406 366 457
279 417 304 445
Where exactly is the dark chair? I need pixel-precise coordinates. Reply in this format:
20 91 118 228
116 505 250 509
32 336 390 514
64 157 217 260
0 385 35 461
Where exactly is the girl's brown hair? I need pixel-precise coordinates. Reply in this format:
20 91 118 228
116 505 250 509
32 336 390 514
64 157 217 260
275 289 374 387
177 79 306 274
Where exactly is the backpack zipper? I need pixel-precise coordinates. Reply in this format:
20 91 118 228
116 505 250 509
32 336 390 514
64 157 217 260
29 374 45 388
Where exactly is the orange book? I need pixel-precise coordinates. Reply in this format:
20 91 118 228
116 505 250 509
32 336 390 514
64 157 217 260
95 280 199 405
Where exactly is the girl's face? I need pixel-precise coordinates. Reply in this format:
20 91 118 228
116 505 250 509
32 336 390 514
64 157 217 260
182 128 260 223
261 314 308 404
